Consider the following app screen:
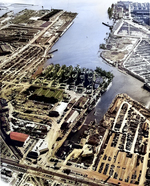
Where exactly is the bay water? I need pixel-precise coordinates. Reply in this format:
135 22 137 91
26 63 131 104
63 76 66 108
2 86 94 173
1 0 150 121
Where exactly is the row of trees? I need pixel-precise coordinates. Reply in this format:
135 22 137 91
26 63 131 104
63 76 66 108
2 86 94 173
95 67 114 80
107 4 114 19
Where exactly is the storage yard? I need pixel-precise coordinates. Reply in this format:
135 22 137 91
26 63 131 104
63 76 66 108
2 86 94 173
96 94 150 185
1 92 150 186
100 1 150 89
0 8 77 85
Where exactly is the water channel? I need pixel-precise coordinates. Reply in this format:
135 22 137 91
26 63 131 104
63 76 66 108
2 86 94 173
1 0 150 122
45 0 150 121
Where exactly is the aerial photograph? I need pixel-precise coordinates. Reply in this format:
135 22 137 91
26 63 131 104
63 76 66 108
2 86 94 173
0 0 150 185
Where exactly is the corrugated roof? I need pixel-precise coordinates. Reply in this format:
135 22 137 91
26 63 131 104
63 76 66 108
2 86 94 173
10 132 29 142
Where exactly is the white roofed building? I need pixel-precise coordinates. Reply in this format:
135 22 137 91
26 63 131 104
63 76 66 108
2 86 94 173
55 102 68 116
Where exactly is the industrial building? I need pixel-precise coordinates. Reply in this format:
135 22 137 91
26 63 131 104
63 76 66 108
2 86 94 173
27 139 48 159
9 132 29 147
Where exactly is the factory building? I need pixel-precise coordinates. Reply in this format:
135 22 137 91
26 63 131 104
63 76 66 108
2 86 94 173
55 102 68 117
9 132 29 147
27 139 48 159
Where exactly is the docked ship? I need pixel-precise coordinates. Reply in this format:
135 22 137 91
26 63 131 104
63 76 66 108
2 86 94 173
143 73 150 92
144 82 150 92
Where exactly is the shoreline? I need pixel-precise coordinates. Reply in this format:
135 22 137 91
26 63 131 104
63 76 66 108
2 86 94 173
100 18 149 90
101 51 147 84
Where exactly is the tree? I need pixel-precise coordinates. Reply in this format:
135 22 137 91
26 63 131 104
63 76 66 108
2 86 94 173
107 6 113 19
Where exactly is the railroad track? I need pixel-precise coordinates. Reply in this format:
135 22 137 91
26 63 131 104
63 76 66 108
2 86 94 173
1 158 106 186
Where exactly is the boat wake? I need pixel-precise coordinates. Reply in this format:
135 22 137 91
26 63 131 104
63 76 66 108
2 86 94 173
106 82 112 91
